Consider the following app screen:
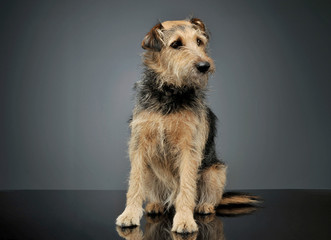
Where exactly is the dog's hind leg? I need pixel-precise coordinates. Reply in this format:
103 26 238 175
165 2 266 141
196 163 227 214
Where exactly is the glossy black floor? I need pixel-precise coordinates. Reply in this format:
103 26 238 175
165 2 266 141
0 190 330 239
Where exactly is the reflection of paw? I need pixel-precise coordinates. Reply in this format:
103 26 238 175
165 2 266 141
146 213 165 224
145 202 165 215
195 213 216 224
195 203 215 215
171 212 198 233
116 208 143 227
171 231 198 240
116 226 143 240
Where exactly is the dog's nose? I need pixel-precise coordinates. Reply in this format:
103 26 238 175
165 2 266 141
196 61 210 73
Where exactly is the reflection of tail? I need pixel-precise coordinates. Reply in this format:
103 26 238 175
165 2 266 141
217 192 262 217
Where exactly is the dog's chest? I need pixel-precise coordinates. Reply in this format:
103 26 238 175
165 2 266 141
130 110 206 160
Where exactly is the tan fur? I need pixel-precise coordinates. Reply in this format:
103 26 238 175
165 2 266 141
145 202 165 215
219 195 260 205
196 163 227 214
142 22 214 88
131 109 208 206
161 20 191 29
117 19 227 234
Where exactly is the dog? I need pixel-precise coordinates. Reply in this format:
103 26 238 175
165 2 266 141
116 18 259 234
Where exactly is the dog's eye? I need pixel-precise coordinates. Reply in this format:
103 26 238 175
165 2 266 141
197 38 202 46
170 40 183 49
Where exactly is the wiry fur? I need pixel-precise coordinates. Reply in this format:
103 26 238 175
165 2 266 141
116 18 259 234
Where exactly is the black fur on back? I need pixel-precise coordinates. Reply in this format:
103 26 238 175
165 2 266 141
200 108 223 169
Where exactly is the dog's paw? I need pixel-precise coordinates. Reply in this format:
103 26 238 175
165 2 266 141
145 202 165 215
171 212 198 233
116 207 143 227
195 203 215 215
171 231 198 240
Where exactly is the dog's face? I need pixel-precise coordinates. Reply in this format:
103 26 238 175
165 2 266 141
142 18 215 88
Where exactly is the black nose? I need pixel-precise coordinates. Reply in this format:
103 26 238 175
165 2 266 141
196 61 210 73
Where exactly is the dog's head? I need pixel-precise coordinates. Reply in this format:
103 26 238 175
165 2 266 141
141 18 214 88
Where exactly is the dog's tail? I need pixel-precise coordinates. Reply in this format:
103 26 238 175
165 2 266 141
216 192 262 216
219 192 261 206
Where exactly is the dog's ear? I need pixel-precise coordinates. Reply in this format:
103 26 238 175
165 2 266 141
190 18 209 39
141 23 164 51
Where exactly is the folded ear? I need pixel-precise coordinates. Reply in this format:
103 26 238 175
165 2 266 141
141 23 164 51
190 18 209 39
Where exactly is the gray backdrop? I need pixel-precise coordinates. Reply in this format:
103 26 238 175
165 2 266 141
1 0 330 190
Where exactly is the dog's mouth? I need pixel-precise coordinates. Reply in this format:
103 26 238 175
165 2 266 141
194 66 214 78
197 69 214 76
181 71 210 88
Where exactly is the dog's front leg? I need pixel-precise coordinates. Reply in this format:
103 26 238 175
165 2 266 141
116 151 145 227
172 150 200 233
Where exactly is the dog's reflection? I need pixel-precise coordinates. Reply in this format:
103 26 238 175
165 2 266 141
117 206 258 240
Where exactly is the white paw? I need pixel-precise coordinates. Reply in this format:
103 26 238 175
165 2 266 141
171 212 198 233
116 207 143 227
